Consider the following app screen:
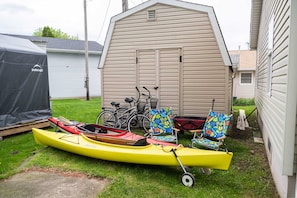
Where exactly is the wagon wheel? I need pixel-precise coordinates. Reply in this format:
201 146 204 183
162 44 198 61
181 173 195 187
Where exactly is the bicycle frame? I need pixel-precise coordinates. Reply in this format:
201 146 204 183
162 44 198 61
96 86 155 134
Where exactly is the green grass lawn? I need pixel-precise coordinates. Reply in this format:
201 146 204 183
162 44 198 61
0 98 278 197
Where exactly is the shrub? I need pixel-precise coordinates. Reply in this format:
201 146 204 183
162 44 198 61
233 98 255 106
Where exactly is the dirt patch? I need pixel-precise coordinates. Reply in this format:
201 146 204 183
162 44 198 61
229 112 279 196
0 168 110 198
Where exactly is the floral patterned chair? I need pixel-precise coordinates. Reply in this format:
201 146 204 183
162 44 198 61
149 107 179 144
191 111 232 150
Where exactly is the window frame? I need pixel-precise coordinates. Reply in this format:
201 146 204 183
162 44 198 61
266 15 274 97
267 53 273 97
240 72 253 85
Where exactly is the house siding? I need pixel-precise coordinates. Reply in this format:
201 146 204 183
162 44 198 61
48 52 101 99
102 3 231 116
233 71 255 99
254 0 295 196
230 50 256 99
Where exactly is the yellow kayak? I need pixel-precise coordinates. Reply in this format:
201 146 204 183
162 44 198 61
32 128 233 170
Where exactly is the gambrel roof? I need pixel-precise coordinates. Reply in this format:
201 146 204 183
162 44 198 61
99 0 231 68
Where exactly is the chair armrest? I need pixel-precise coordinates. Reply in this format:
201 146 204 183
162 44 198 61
173 127 180 132
216 136 226 140
188 129 203 133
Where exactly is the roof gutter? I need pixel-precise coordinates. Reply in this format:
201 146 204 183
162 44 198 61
47 48 102 55
249 0 263 49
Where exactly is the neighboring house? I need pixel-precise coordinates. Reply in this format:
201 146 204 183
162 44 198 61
250 0 297 197
99 0 233 116
229 50 256 99
5 34 103 99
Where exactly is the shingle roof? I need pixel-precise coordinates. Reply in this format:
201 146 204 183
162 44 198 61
0 34 45 54
2 34 103 52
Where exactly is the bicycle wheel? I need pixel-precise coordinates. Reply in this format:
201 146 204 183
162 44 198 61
116 107 130 129
96 111 118 128
127 114 150 135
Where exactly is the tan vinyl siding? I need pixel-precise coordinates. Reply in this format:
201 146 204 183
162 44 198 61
255 0 291 174
102 3 230 115
137 50 156 87
159 48 180 114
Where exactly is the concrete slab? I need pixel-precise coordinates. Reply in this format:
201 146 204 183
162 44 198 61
254 137 264 144
0 170 109 198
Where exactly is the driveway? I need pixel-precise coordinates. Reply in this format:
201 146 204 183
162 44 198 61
0 169 109 198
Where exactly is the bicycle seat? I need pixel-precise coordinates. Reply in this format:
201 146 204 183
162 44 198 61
110 102 120 107
124 97 134 103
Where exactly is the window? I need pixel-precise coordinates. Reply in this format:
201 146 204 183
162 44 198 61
267 15 274 97
240 72 252 84
147 10 156 21
267 53 273 96
268 15 274 50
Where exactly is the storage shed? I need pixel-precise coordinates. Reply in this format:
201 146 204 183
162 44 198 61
0 34 51 128
99 0 233 116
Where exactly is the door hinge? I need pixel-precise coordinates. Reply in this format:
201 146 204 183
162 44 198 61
179 56 182 63
136 57 138 64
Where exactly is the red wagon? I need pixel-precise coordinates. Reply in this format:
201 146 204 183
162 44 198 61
173 116 206 132
174 99 215 132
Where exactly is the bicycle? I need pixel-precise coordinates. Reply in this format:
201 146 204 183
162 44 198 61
95 101 128 128
141 86 159 116
96 96 137 129
96 87 150 134
126 97 150 134
127 86 158 135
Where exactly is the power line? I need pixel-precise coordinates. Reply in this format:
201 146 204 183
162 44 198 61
129 0 136 6
96 0 111 42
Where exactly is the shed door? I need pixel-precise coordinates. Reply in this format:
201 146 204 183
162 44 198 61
136 48 181 114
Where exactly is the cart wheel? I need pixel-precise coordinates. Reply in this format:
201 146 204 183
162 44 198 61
200 168 212 176
181 173 195 187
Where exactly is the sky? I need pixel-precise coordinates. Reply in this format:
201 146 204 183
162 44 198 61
0 0 251 50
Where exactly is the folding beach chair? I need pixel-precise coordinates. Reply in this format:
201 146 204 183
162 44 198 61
148 107 179 144
192 111 232 151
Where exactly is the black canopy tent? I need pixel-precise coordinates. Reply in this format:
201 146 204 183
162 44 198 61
0 34 51 127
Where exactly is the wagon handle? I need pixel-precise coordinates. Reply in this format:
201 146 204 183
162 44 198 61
212 99 215 111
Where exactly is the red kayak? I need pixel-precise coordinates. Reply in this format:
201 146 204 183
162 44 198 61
48 117 176 146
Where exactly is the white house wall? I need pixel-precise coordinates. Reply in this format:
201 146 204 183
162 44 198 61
233 71 255 99
254 0 294 196
47 52 101 99
101 2 232 116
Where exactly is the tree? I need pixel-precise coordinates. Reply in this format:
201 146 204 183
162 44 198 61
41 26 54 37
33 26 79 40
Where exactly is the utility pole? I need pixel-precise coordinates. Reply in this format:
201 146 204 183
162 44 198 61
122 0 128 12
84 0 90 101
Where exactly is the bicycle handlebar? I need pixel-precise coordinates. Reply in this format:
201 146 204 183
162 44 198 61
143 86 151 99
135 87 140 103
